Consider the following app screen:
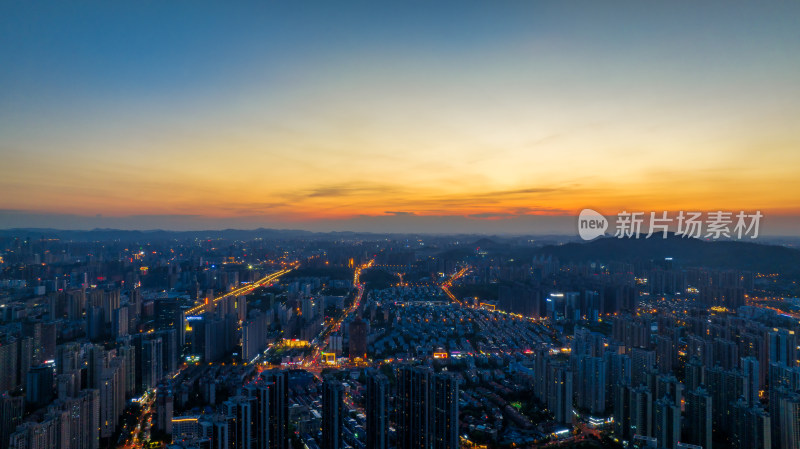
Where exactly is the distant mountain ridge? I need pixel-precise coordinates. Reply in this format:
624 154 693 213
535 233 800 275
0 227 378 242
0 227 575 243
2 228 798 276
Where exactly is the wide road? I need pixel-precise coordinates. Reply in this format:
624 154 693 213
121 265 297 448
441 266 470 305
119 389 155 449
185 263 298 316
303 259 374 367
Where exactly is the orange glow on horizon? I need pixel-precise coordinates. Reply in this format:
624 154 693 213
2 2 800 233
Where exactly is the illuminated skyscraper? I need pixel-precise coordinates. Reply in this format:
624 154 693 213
0 392 24 449
347 316 368 360
322 378 344 449
653 397 681 449
432 373 459 449
548 363 573 426
397 366 460 449
731 398 770 449
684 387 712 449
366 373 389 449
258 370 289 449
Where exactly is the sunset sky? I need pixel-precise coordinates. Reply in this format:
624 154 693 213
1 1 799 234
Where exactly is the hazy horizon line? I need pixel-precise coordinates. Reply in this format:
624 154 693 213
2 209 800 237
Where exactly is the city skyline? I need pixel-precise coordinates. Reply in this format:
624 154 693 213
2 1 799 234
3 230 800 449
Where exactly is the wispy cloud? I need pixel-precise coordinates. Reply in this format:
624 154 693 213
288 183 401 200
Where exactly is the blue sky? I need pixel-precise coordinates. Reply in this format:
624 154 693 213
1 1 799 234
